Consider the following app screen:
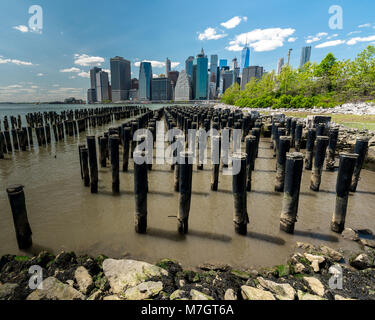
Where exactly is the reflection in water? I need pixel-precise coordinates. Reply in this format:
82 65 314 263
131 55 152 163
1 113 375 269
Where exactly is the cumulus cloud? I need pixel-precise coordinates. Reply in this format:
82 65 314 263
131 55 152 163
134 60 180 69
358 23 371 28
306 32 328 44
226 27 296 52
60 67 81 73
77 71 90 78
327 34 338 40
348 30 362 36
74 54 104 67
198 27 227 40
347 35 375 45
13 25 29 33
220 16 247 29
288 37 298 42
37 73 44 76
315 40 345 48
0 55 33 66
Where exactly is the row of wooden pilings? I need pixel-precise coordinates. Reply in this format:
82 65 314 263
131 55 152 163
0 105 147 159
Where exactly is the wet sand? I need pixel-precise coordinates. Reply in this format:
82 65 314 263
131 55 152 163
1 117 374 269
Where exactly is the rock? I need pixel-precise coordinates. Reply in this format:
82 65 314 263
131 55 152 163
297 290 326 300
88 289 103 300
224 289 237 300
102 259 168 294
350 253 372 270
303 277 325 297
296 242 316 250
103 295 122 300
294 263 306 274
190 289 213 300
231 270 250 280
335 294 356 300
360 239 375 249
241 286 276 300
26 277 85 300
319 245 343 262
66 280 74 287
170 290 187 300
0 283 18 300
304 253 325 272
178 280 185 288
74 266 93 294
257 277 295 300
123 281 163 300
342 228 359 241
198 263 230 272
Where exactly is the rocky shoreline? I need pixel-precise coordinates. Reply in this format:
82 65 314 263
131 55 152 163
1 227 374 300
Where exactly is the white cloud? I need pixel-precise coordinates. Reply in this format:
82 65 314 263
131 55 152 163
220 16 247 29
327 34 338 40
348 30 362 36
60 67 81 73
0 56 33 66
306 32 328 44
198 27 227 40
36 73 44 76
74 54 104 67
77 71 90 78
13 25 29 33
358 23 371 28
315 40 345 48
134 60 180 69
31 85 39 89
226 27 296 52
288 37 298 42
347 35 375 45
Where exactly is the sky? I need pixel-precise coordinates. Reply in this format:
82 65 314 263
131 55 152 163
1 0 375 102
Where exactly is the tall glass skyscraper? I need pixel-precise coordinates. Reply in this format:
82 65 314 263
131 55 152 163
300 46 312 69
219 59 227 68
241 46 250 70
165 57 171 76
139 62 152 100
193 49 208 100
110 56 131 102
185 56 194 80
210 54 218 83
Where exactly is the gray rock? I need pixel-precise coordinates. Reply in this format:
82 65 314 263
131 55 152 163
319 245 343 262
241 286 275 300
224 288 237 300
257 277 295 300
66 280 74 287
360 239 375 249
178 279 186 288
102 258 168 294
190 289 213 300
170 289 187 300
303 277 325 296
304 253 325 272
297 290 326 300
335 294 356 300
294 263 306 273
123 281 163 300
26 277 85 300
88 289 103 300
296 242 316 251
75 266 93 294
0 283 18 300
350 253 372 270
342 228 359 241
103 295 122 300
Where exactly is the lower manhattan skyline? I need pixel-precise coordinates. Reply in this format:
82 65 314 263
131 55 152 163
1 0 375 102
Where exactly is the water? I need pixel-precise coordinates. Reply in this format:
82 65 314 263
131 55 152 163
1 104 374 269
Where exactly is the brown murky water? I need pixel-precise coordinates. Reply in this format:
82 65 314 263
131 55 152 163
1 117 374 269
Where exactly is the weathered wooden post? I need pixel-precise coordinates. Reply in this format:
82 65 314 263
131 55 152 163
251 128 260 158
279 152 304 234
178 151 193 234
326 128 339 171
12 129 19 150
232 152 249 235
7 185 32 249
275 136 291 192
78 144 85 179
80 147 90 187
310 136 329 192
350 136 369 192
4 131 12 152
110 135 120 194
87 136 98 193
221 127 230 168
245 135 256 192
0 133 4 158
273 123 280 157
290 118 296 147
134 150 148 233
211 135 221 191
122 127 131 172
304 128 316 170
27 127 33 146
331 153 358 233
99 137 107 168
294 122 303 152
174 135 184 192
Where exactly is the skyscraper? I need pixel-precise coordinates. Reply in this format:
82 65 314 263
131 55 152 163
96 71 110 102
219 67 233 95
219 59 227 68
175 70 192 101
300 46 312 69
277 58 284 75
232 58 238 70
185 56 194 80
241 46 250 70
210 54 218 83
89 67 102 103
193 48 208 100
241 66 264 90
151 77 172 101
110 56 131 102
166 57 171 76
139 62 152 100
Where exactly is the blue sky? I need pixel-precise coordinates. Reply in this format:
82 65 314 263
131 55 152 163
1 0 375 102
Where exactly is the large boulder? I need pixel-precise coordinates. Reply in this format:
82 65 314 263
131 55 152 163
123 281 163 300
0 283 18 300
319 245 343 262
241 286 275 300
303 277 325 297
102 259 168 294
74 266 94 294
257 277 295 300
26 277 85 300
350 253 373 270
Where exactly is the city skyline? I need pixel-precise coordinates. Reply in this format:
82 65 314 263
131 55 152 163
1 0 375 102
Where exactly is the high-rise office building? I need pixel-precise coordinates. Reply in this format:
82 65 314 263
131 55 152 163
151 77 172 101
89 67 102 103
210 54 218 83
131 78 139 90
167 71 179 88
96 71 110 102
219 59 227 68
193 48 208 100
219 67 233 95
277 58 284 75
232 58 238 70
175 70 192 101
110 56 131 102
233 67 240 86
185 56 194 80
166 57 171 76
241 46 250 71
139 62 152 100
241 66 264 90
87 88 96 104
300 46 312 69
